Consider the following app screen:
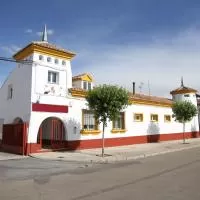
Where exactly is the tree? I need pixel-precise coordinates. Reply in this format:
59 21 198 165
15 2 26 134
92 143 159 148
172 101 197 144
86 84 129 157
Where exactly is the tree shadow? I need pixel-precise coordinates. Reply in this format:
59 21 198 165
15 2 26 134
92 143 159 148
191 125 198 138
147 122 160 143
63 118 81 151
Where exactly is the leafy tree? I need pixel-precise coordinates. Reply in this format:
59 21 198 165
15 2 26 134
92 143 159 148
172 101 197 143
86 84 129 157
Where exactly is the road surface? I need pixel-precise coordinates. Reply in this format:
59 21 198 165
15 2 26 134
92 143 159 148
0 147 200 199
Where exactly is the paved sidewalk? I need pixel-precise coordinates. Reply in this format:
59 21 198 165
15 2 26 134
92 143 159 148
0 151 26 161
30 138 200 164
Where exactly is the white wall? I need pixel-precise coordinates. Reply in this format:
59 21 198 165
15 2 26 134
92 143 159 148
31 52 72 103
72 80 82 88
3 47 197 144
173 93 197 105
28 96 199 144
28 97 85 143
0 63 32 123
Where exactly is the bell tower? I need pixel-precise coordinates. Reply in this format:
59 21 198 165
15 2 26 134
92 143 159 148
13 25 76 102
170 77 198 106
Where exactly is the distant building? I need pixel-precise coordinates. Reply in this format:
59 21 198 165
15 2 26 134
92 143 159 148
0 26 199 154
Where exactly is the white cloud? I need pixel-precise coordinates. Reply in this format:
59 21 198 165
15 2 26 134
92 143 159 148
69 27 200 98
36 31 42 36
47 29 54 35
0 45 21 55
25 29 33 34
36 29 54 37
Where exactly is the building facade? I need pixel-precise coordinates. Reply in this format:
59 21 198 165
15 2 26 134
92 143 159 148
0 26 199 154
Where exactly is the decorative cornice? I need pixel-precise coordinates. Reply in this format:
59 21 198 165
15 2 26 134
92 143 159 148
129 99 173 107
13 42 76 61
69 88 173 107
129 93 173 107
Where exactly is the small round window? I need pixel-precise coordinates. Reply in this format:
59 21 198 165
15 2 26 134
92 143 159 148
39 55 43 61
62 60 66 66
47 57 51 62
55 59 59 64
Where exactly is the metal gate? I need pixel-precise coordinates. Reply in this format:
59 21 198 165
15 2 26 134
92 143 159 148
51 119 65 149
2 123 28 155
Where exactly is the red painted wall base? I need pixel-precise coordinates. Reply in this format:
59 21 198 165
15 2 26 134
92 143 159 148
26 131 200 154
1 144 24 155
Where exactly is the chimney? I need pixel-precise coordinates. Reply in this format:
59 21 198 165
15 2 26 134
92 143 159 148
132 82 135 95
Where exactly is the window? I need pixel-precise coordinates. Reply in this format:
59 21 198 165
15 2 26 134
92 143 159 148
7 84 13 99
83 81 92 90
55 59 59 64
39 55 44 61
83 81 87 90
150 114 158 122
184 94 190 97
47 57 52 62
62 60 66 66
48 71 59 84
134 113 143 122
82 110 98 130
88 82 92 90
113 112 125 130
164 115 171 122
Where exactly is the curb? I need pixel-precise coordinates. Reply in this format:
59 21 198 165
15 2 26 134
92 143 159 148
29 144 200 164
0 155 28 161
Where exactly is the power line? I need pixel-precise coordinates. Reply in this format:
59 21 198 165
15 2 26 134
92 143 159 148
0 56 33 64
0 56 68 71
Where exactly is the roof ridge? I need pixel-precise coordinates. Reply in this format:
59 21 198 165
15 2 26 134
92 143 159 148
131 93 170 100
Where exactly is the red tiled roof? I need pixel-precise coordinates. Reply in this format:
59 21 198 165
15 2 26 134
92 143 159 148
129 93 172 105
13 41 76 58
32 41 75 55
170 86 197 95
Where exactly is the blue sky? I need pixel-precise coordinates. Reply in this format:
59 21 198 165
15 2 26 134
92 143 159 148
1 0 200 97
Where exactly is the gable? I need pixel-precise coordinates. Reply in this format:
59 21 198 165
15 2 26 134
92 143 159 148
82 74 93 82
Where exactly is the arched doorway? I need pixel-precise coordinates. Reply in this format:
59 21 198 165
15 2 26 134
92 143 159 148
37 117 66 150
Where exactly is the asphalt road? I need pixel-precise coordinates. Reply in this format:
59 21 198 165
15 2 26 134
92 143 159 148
1 147 200 200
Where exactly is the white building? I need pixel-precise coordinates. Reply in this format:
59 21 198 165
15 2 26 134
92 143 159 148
0 26 199 154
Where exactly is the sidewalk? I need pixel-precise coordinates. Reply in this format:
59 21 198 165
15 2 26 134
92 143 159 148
30 138 200 164
0 151 26 161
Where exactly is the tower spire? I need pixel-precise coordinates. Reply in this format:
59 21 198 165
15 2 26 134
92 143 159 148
42 24 48 42
181 76 184 87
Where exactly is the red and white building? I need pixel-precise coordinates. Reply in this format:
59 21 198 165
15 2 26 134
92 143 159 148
0 26 199 155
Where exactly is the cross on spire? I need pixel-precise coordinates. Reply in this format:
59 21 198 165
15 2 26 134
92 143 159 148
41 24 48 42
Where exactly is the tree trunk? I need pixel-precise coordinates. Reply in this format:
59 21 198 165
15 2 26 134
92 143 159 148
102 123 105 157
183 122 186 144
